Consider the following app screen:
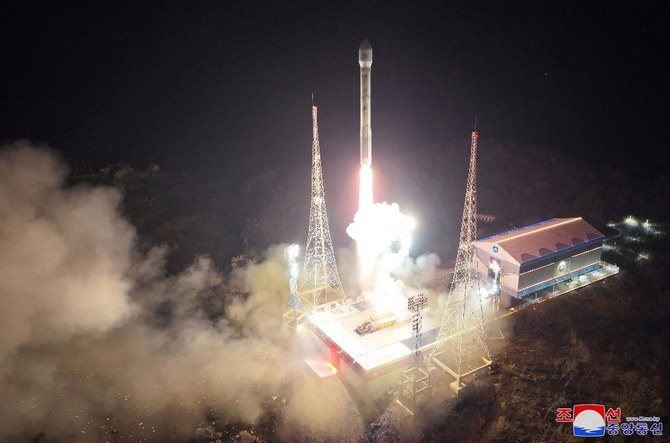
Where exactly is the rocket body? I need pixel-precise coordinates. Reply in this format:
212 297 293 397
359 40 372 167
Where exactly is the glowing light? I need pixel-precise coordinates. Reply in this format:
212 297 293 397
285 243 299 261
304 359 338 377
489 258 501 274
347 202 415 290
350 162 417 308
497 217 582 244
358 164 373 211
407 217 416 230
625 216 638 226
637 252 650 261
557 261 567 274
347 203 415 254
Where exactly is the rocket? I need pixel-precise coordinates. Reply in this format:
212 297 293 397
359 39 372 167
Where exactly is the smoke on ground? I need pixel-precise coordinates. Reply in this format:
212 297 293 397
0 143 361 442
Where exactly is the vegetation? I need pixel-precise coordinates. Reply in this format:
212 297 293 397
70 139 669 273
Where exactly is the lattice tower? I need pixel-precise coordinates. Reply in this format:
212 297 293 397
299 104 346 308
430 130 491 393
283 244 305 328
401 293 431 412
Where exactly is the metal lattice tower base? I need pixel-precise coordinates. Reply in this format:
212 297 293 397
283 244 306 329
431 130 492 393
299 103 346 309
400 294 431 412
401 366 431 413
282 308 306 329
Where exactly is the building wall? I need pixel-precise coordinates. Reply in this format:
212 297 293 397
518 246 602 292
501 272 520 293
473 249 519 290
474 244 603 298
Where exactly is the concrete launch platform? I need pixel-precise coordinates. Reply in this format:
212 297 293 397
306 260 619 380
307 298 441 377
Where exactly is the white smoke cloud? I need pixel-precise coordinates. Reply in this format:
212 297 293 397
347 201 417 292
0 142 136 359
346 201 416 259
0 143 362 442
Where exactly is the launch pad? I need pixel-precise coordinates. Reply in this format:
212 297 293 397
306 296 442 377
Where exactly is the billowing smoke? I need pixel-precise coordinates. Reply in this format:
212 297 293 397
346 201 416 291
0 143 361 442
0 144 136 359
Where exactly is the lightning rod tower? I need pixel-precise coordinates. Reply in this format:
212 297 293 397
299 102 346 308
430 128 492 393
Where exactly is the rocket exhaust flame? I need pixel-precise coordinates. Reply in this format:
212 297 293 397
347 201 416 291
354 40 377 290
351 39 416 294
358 164 373 212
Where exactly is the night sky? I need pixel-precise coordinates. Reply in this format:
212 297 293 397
1 2 667 179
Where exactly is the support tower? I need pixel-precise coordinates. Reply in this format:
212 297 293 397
430 129 492 393
299 103 346 308
400 294 431 412
283 244 305 328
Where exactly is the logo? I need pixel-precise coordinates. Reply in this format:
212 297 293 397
556 404 663 437
557 261 567 273
492 244 499 253
573 404 605 437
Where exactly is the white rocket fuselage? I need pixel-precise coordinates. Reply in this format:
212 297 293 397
359 40 372 167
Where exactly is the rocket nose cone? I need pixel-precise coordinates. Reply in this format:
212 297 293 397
359 39 372 65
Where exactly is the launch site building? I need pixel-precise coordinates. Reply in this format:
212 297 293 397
473 217 606 298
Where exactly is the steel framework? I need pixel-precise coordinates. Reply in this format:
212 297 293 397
299 104 346 308
401 294 431 412
283 244 305 328
430 129 492 393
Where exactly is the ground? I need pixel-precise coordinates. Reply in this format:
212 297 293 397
63 153 668 442
389 230 669 442
184 237 668 442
